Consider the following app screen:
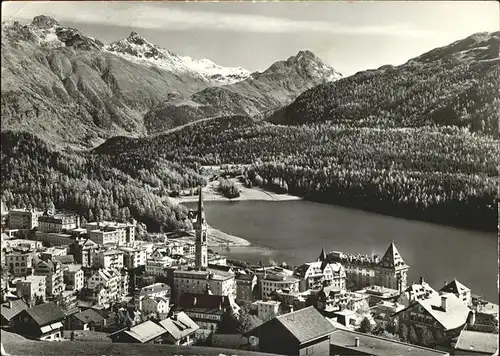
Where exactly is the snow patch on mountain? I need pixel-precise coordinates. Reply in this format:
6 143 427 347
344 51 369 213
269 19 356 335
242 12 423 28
105 32 250 85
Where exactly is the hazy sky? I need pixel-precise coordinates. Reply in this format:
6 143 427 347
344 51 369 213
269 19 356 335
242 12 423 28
2 1 499 75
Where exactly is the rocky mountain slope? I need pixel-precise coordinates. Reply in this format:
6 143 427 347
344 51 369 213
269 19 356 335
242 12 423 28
269 31 500 137
144 50 342 133
1 15 342 146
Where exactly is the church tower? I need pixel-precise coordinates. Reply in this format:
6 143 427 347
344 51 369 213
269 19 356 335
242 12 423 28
194 186 208 269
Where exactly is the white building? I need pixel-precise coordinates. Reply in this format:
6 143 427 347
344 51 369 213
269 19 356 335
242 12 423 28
87 269 121 302
293 260 346 292
16 275 46 303
255 300 281 322
173 268 236 300
119 246 146 269
8 209 42 230
440 279 472 307
38 214 79 233
63 264 84 291
260 274 300 299
6 250 36 276
4 239 42 250
33 259 65 297
86 221 135 245
92 249 124 270
145 259 172 276
141 296 170 315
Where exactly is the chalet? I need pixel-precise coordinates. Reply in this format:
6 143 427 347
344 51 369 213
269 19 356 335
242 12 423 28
158 311 199 345
70 308 105 330
177 293 232 333
0 298 28 326
13 302 66 341
109 320 167 344
245 306 336 355
393 292 471 347
440 279 472 306
330 329 450 356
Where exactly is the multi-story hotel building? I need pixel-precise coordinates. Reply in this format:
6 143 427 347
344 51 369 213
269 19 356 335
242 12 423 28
38 213 79 233
8 209 43 230
33 260 64 297
16 275 47 304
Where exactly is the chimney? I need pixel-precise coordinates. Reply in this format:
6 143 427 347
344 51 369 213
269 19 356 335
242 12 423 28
469 310 476 326
8 300 12 308
373 255 379 264
288 304 294 313
420 276 424 285
355 337 360 347
441 295 448 312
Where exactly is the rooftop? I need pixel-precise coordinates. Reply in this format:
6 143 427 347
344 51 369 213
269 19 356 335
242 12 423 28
440 279 471 295
246 306 335 344
124 320 167 343
159 312 199 341
0 298 28 322
139 283 171 296
23 302 66 326
453 330 498 354
330 329 450 356
72 309 105 324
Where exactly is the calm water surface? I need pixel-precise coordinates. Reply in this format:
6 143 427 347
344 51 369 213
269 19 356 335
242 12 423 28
185 200 498 302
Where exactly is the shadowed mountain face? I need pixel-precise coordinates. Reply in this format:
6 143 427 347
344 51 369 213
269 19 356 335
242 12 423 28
143 50 343 134
269 31 500 138
1 15 342 146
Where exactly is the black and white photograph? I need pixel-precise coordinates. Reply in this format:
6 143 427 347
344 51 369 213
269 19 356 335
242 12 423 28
0 1 498 355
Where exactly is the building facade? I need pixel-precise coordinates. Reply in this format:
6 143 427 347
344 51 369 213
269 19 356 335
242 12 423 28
33 260 64 297
38 214 78 233
16 275 47 304
8 209 42 230
194 188 208 269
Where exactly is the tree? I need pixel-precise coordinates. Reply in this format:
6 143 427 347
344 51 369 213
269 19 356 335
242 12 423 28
359 316 373 333
409 324 419 344
399 324 409 342
420 326 435 347
237 307 263 334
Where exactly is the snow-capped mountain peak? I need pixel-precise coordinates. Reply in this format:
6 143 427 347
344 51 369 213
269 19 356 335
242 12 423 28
105 32 250 85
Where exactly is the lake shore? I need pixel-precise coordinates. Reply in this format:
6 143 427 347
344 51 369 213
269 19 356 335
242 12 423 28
171 177 301 204
176 224 251 247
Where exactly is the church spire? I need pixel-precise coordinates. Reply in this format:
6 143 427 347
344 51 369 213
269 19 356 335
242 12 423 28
318 247 326 262
197 186 205 224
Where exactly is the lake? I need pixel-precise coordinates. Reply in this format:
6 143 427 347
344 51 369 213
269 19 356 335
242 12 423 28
185 200 498 302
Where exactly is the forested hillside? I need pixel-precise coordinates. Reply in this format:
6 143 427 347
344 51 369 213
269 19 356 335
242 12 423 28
96 116 498 230
270 31 500 138
0 130 204 232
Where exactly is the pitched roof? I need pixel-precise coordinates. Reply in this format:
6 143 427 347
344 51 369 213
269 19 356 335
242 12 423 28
454 330 498 354
330 329 450 356
440 279 471 295
159 312 199 341
139 283 171 297
124 320 167 343
73 309 105 324
23 302 66 326
378 242 408 270
178 293 230 310
53 255 75 264
318 248 326 262
1 299 28 322
248 306 336 344
395 293 471 331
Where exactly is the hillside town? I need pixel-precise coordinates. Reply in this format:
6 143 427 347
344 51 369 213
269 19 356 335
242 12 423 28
0 190 497 356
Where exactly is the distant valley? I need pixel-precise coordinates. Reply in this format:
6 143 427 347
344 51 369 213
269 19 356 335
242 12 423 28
1 15 498 233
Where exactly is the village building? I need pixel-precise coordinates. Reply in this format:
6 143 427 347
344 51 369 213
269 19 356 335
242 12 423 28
141 296 170 316
8 209 43 230
33 259 64 297
245 306 336 356
87 268 122 302
260 272 300 299
293 252 346 292
13 302 66 341
440 279 472 307
86 220 136 246
398 278 439 307
92 249 124 269
159 311 200 346
35 231 75 247
176 292 235 335
6 248 36 276
355 284 400 307
392 292 472 348
315 285 350 315
0 298 28 326
38 213 79 233
118 246 146 269
235 273 257 304
254 299 281 322
138 283 171 311
329 329 451 356
327 242 409 292
109 320 167 344
63 264 84 291
370 300 405 330
4 239 42 250
69 308 105 330
16 275 46 304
